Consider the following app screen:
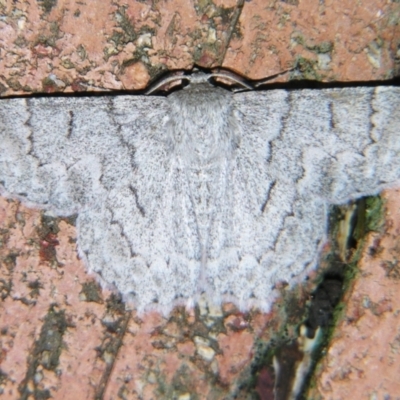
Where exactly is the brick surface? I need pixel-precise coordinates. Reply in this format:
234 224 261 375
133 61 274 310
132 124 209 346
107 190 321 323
0 0 398 95
0 0 399 398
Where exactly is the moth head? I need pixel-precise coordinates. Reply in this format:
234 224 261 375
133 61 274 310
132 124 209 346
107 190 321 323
145 69 252 95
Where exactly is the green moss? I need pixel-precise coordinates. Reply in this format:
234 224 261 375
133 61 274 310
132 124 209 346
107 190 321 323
365 195 385 232
290 36 334 80
0 82 6 95
110 6 138 46
107 5 156 67
147 64 166 82
35 22 61 48
62 214 77 227
2 253 17 269
302 195 386 397
0 278 12 300
293 34 333 54
194 0 235 19
314 41 334 54
193 41 227 66
0 369 8 387
292 56 322 81
28 279 43 298
216 5 236 26
6 79 23 91
80 281 103 303
169 365 201 400
192 0 240 40
14 35 27 48
61 59 75 69
38 0 57 13
5 80 32 93
38 214 60 236
41 77 58 92
234 332 305 399
18 306 68 399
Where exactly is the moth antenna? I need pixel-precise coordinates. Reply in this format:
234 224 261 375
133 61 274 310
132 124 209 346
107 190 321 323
209 71 253 91
145 73 190 95
253 67 298 88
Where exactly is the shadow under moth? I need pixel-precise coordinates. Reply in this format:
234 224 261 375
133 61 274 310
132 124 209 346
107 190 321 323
0 71 399 314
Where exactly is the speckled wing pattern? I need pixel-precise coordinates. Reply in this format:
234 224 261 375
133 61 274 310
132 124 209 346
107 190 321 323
0 78 399 313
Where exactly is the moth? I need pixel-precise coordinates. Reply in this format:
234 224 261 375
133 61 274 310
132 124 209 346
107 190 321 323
0 71 399 314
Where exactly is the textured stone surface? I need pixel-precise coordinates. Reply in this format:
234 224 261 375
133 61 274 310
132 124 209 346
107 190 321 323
0 0 398 95
0 196 288 398
307 189 400 399
0 0 399 398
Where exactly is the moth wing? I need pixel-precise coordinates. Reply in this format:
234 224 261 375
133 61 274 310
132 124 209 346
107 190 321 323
0 96 161 214
269 86 400 203
77 96 202 312
204 90 303 307
222 87 400 310
0 95 198 312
